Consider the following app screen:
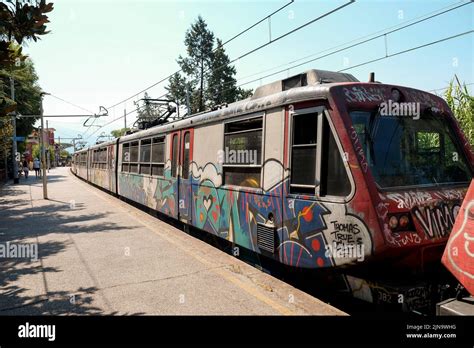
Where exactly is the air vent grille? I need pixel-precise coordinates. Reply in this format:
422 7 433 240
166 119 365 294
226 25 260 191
257 223 276 253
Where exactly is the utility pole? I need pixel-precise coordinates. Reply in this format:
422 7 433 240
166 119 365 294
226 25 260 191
40 93 49 199
10 77 19 184
124 108 127 130
46 120 50 171
57 136 60 166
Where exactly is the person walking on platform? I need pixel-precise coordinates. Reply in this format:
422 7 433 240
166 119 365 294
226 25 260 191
22 159 29 179
33 158 40 178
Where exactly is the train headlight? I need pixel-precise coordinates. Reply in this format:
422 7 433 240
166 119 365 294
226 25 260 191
399 215 410 228
389 215 399 229
388 213 414 232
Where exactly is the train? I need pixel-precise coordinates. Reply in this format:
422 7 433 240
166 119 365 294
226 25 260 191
72 69 474 311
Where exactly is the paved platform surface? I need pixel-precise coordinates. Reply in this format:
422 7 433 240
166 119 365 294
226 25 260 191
0 167 345 315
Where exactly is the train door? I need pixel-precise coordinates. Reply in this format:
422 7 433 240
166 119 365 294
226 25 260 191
179 129 194 223
283 105 352 268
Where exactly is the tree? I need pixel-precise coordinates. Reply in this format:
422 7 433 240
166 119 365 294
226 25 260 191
0 46 42 165
237 87 253 100
111 128 131 138
0 0 54 115
32 143 54 162
444 77 474 147
167 17 253 115
177 15 214 113
165 72 188 107
206 38 238 108
135 92 162 122
1 55 42 135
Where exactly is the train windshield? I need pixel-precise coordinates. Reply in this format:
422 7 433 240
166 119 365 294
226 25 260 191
350 110 472 189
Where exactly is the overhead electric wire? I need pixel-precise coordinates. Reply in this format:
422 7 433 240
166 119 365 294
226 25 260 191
83 0 355 140
338 30 473 72
86 30 471 141
429 82 473 92
84 104 147 140
225 0 355 65
219 0 294 47
79 0 294 140
230 0 472 86
226 0 473 88
105 0 295 111
82 0 472 142
48 93 96 114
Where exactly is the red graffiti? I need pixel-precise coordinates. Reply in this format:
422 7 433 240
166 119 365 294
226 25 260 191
442 180 474 295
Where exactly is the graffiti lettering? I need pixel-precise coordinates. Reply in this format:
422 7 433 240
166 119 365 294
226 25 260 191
326 220 366 262
386 191 433 209
343 86 384 103
330 221 361 234
413 204 460 239
391 232 422 246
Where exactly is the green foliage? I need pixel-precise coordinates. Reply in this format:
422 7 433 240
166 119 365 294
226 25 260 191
206 38 237 108
177 15 214 113
0 0 54 45
236 87 253 100
167 16 253 115
444 77 474 147
416 131 440 151
111 127 131 138
60 149 69 158
134 92 163 122
0 55 42 135
165 72 189 106
0 117 13 156
0 1 53 115
31 143 54 162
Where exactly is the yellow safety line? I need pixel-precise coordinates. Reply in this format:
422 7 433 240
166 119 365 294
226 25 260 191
74 174 294 315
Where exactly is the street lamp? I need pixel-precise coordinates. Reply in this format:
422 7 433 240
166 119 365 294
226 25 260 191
10 77 19 184
40 92 50 199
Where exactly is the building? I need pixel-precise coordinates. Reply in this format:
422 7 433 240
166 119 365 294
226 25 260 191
24 127 55 163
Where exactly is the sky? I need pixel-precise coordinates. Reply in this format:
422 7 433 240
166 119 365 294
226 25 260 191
23 0 474 147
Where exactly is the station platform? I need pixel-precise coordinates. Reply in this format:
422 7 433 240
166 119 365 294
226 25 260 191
0 167 345 315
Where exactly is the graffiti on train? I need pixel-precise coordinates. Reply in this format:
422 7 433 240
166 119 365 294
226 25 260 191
343 86 384 103
413 204 461 239
385 189 465 240
118 163 177 217
387 189 465 210
189 160 373 268
117 159 374 268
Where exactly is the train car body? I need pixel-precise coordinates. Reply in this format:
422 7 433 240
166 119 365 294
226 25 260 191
88 140 117 193
73 149 88 181
73 69 474 310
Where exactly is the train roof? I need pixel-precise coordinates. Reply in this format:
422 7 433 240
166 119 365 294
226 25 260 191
120 89 326 143
117 69 359 143
77 69 445 149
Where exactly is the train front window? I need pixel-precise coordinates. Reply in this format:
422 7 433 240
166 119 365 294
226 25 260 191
350 110 472 189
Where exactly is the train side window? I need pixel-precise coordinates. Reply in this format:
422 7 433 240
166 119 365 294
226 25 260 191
100 148 107 169
320 115 351 197
140 139 151 175
171 134 179 177
182 132 190 179
122 143 130 172
151 137 165 177
223 116 262 188
290 113 317 195
129 141 139 173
